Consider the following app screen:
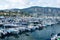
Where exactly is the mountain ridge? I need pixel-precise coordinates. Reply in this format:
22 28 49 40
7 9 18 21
0 6 60 16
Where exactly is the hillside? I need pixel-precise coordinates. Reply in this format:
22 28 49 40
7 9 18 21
0 6 60 17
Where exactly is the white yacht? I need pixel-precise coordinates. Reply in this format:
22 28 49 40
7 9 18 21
41 19 57 26
6 28 19 34
18 27 26 32
28 24 35 29
0 20 3 26
3 23 19 28
0 30 3 37
27 23 39 31
0 16 5 19
3 23 20 34
51 33 60 40
0 29 7 37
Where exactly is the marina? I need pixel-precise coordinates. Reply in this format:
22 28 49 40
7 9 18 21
0 0 60 40
0 20 60 40
0 16 59 40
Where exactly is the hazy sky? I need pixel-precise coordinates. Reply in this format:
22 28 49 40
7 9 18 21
0 0 59 9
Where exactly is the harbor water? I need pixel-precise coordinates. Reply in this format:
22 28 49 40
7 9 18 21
0 23 60 40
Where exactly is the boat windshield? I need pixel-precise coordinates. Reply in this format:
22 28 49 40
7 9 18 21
57 33 60 36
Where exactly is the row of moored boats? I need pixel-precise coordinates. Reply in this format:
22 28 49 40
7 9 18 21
0 16 59 37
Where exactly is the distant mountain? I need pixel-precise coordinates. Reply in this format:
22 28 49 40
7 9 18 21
0 6 60 16
21 6 60 16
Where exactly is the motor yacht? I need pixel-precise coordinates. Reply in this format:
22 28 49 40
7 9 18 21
51 33 60 40
6 28 19 34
